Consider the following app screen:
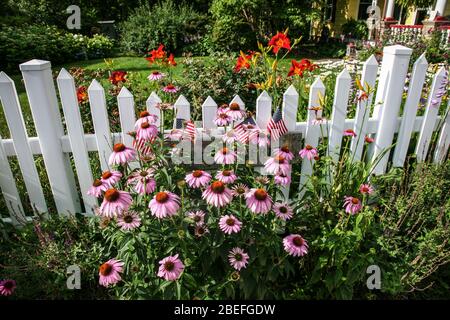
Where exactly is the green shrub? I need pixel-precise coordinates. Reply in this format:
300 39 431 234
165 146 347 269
119 1 207 55
341 19 369 40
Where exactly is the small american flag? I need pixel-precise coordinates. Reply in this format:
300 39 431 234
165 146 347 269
133 138 153 155
175 118 184 129
234 116 259 144
184 120 196 142
266 107 288 141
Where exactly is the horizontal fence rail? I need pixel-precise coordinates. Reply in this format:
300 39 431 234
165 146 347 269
0 45 449 224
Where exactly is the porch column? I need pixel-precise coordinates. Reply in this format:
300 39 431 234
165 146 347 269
385 0 395 19
435 0 447 16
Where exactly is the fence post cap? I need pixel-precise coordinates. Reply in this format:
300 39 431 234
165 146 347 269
383 45 413 56
19 59 51 71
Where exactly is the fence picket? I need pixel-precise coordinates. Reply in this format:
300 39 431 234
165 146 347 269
371 46 413 175
173 95 191 128
350 55 378 161
256 90 272 130
392 53 428 167
20 59 81 215
202 96 218 130
57 68 97 214
0 72 47 214
282 85 299 132
434 99 450 163
117 87 136 148
299 77 325 193
0 133 26 225
146 92 161 129
415 67 447 162
328 68 352 162
88 79 113 173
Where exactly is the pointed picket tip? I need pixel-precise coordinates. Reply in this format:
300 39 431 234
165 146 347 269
311 76 325 89
414 52 428 66
337 67 352 80
202 96 217 107
174 94 189 106
284 84 298 96
230 95 245 106
117 86 133 98
436 66 448 78
88 79 104 91
147 91 161 103
57 68 73 80
257 90 272 101
364 55 378 66
0 71 13 83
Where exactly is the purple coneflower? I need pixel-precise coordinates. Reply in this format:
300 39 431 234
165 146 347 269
136 122 158 141
299 144 318 160
87 179 108 198
264 155 290 175
109 143 136 166
219 215 242 234
117 211 141 231
99 259 124 287
343 196 362 215
0 280 16 296
135 111 158 129
274 145 294 161
185 170 212 189
149 191 180 219
99 189 132 218
245 188 273 214
202 181 233 207
226 103 246 121
274 172 291 186
216 170 237 184
228 247 249 271
187 210 206 226
195 225 209 237
162 84 179 93
157 254 184 281
214 111 232 127
359 184 374 195
343 129 357 137
249 130 270 147
231 183 249 197
128 169 156 194
283 234 308 257
214 147 237 164
147 71 165 81
273 203 293 221
222 131 237 144
100 170 122 187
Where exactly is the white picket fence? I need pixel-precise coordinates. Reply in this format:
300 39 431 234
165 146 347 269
0 45 449 225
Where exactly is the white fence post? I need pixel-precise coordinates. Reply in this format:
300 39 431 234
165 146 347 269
415 67 447 162
392 53 428 167
256 90 272 130
88 79 113 172
202 96 218 130
0 72 47 214
371 45 412 175
328 68 352 162
0 133 26 225
146 92 161 129
57 68 97 215
434 99 450 163
282 85 299 132
173 95 191 128
117 87 136 148
20 59 81 215
350 55 378 161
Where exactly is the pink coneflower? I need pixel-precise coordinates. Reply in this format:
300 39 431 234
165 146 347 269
344 129 357 137
299 144 318 160
101 170 122 187
202 181 233 207
117 211 141 231
109 143 137 166
273 203 293 221
283 234 308 257
157 254 184 281
98 259 124 287
255 176 270 185
274 172 291 186
187 210 205 226
274 145 294 161
147 71 165 81
222 131 237 144
136 122 158 141
219 214 242 234
216 170 237 184
195 225 209 237
343 196 362 215
228 247 249 271
135 110 158 129
249 130 270 147
185 170 212 188
264 155 291 175
214 147 236 164
359 184 374 195
87 179 108 197
365 136 374 144
168 129 184 141
162 84 179 93
245 188 273 214
214 111 232 126
231 183 249 197
226 103 246 121
99 189 132 218
149 191 180 219
128 168 156 194
0 280 16 296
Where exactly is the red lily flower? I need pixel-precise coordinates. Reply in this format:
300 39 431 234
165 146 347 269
109 71 127 85
168 53 177 66
288 59 318 77
268 32 291 54
146 44 166 63
234 51 254 73
76 86 88 103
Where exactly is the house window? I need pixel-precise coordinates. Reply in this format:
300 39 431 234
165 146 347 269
358 0 373 20
324 0 337 22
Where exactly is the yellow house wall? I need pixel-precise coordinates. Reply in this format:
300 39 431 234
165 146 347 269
403 2 450 25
